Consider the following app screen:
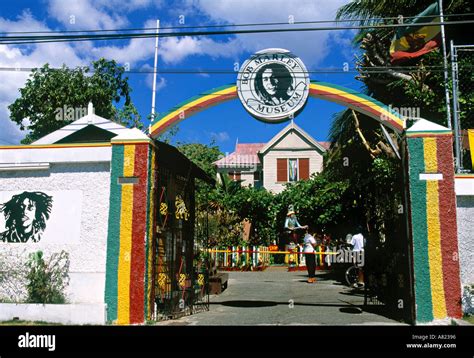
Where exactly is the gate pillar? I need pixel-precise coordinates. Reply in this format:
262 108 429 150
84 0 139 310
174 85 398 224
406 119 462 323
104 129 156 325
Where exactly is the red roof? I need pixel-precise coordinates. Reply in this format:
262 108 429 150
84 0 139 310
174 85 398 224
214 143 265 168
319 141 331 150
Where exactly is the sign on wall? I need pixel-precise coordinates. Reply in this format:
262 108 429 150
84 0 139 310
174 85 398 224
0 190 82 244
237 48 310 123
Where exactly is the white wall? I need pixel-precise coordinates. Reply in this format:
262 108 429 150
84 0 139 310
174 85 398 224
216 168 259 187
455 177 474 289
0 161 111 305
262 150 323 193
457 195 474 287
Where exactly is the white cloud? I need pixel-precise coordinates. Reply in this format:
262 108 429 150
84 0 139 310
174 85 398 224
0 11 87 144
210 131 230 142
160 36 242 64
48 0 129 30
164 0 351 67
141 64 167 91
47 0 164 30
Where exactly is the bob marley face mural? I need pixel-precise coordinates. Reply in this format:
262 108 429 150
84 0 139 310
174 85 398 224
0 191 53 243
237 48 310 123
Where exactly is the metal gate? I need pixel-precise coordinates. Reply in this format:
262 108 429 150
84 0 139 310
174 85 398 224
153 166 209 320
362 141 415 324
451 42 474 173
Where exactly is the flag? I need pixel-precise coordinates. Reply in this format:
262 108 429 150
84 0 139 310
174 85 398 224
390 2 441 63
468 129 474 169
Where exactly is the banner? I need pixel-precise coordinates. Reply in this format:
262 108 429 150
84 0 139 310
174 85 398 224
390 2 441 63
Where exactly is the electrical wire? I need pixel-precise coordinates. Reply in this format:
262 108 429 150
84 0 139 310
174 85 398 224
0 66 472 75
1 19 473 45
2 12 473 35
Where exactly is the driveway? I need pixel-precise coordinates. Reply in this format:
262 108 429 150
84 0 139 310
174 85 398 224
155 266 406 325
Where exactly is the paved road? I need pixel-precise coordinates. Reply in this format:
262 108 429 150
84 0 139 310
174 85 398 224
156 267 405 325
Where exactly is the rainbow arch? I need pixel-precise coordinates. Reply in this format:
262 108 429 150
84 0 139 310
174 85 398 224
149 81 406 138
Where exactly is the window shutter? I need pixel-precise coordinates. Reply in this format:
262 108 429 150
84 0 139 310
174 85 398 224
277 159 287 182
299 158 310 180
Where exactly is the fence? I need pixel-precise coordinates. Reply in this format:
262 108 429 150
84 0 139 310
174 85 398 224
208 245 337 270
451 42 474 172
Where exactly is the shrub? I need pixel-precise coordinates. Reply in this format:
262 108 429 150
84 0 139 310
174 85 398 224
26 250 70 304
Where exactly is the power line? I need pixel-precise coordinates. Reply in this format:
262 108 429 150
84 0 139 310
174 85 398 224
2 12 473 35
1 19 473 45
0 65 471 75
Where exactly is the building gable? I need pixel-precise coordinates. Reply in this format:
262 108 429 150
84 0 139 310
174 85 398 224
271 129 316 150
259 121 326 157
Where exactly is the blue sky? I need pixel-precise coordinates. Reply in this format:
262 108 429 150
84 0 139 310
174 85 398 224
0 0 362 153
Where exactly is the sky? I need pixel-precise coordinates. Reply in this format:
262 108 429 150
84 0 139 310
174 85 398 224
0 0 362 154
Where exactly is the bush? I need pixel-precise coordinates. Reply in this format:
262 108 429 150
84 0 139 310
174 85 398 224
26 250 70 304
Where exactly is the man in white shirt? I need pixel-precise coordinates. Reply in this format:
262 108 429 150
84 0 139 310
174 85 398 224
303 230 317 283
350 227 365 287
350 233 364 252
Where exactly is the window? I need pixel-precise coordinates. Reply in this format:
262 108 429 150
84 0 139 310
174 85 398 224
228 171 241 181
288 159 298 182
276 158 310 182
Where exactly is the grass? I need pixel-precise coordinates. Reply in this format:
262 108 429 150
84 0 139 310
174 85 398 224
0 319 62 326
462 315 474 325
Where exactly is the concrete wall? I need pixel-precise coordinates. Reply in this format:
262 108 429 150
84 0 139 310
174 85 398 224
0 160 111 305
455 176 474 290
262 150 323 193
457 195 474 287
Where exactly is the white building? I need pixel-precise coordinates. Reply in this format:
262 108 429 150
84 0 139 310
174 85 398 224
214 121 330 193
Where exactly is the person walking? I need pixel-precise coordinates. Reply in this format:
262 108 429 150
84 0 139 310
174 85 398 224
303 230 317 283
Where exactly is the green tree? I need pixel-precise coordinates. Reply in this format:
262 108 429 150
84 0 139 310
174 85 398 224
327 0 474 240
177 142 223 179
9 58 142 144
336 0 473 128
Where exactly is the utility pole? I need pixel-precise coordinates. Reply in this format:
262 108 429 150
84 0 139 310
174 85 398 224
151 19 160 122
450 40 463 172
439 0 452 130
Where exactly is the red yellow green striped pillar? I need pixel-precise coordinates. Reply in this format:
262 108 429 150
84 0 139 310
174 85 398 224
105 131 156 325
406 120 462 323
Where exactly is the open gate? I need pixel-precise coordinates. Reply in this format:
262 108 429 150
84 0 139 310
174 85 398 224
152 141 211 320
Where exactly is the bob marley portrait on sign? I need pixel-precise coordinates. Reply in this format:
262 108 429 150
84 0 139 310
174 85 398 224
254 63 294 106
0 191 53 243
237 48 310 124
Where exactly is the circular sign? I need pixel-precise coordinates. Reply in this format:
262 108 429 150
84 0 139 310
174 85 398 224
237 48 310 123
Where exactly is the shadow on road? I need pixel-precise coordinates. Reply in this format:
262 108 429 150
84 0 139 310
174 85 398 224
210 300 363 309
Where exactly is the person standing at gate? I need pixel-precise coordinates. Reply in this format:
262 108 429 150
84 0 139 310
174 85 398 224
284 204 307 243
303 229 317 283
351 226 365 287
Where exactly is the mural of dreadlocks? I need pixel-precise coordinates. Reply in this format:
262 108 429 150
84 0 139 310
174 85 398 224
0 191 53 243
